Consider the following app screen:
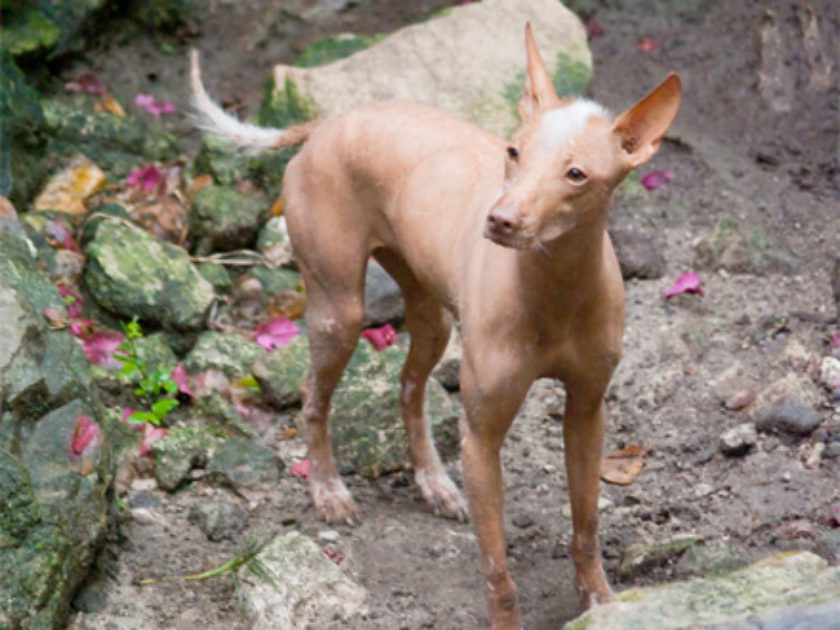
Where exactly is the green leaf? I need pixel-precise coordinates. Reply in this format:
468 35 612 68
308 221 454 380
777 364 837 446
162 379 178 394
129 410 160 426
152 398 179 417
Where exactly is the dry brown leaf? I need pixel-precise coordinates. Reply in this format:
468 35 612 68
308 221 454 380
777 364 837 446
128 197 188 245
34 156 106 215
94 94 126 117
271 196 283 216
189 173 214 195
600 444 650 486
266 290 306 320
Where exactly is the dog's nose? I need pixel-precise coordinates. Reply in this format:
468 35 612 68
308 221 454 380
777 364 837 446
486 207 521 235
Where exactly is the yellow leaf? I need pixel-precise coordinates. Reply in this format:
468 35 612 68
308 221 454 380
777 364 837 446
271 196 283 216
95 94 126 118
600 444 650 486
34 156 106 215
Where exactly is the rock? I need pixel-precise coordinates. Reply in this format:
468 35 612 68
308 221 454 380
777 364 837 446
364 259 405 326
673 545 749 580
719 422 758 456
0 1 108 58
248 266 302 302
717 601 840 630
254 336 461 476
84 219 215 330
189 185 269 255
295 32 384 68
194 392 253 437
239 531 367 629
0 232 113 629
0 52 48 204
207 438 284 490
252 335 311 408
694 215 797 276
618 535 704 582
432 329 463 391
257 216 295 268
609 227 666 280
831 257 840 312
710 363 757 411
184 331 264 379
755 401 824 436
188 499 248 542
266 0 591 138
151 424 218 491
41 99 179 181
133 332 179 374
195 261 232 292
820 357 840 390
566 551 840 630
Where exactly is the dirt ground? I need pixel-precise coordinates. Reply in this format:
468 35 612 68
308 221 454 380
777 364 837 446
66 1 839 629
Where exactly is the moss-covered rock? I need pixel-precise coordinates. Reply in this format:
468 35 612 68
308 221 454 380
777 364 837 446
151 423 218 491
42 99 179 180
195 261 233 292
252 335 311 409
207 437 283 490
248 265 302 301
564 551 840 630
189 185 268 255
184 331 264 379
0 230 113 629
294 33 385 68
257 216 294 268
83 219 216 331
194 392 253 438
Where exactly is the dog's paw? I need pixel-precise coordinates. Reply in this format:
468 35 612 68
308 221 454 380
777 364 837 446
311 478 359 524
415 467 469 521
578 580 613 610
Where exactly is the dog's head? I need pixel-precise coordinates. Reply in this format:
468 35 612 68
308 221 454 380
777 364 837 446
484 23 682 250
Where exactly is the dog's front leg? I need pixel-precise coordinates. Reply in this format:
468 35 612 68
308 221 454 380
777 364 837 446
562 383 613 609
460 362 532 630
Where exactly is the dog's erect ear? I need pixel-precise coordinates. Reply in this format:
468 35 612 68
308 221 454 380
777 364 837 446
612 73 682 168
517 23 560 122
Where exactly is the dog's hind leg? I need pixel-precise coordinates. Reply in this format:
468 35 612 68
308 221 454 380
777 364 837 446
296 256 366 523
375 249 468 519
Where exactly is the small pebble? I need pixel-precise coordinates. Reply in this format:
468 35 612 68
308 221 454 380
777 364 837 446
719 423 757 456
512 514 535 529
318 529 341 543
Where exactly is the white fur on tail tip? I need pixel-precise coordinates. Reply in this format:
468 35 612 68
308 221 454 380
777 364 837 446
189 49 285 154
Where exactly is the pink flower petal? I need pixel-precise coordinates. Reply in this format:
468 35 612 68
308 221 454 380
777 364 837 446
70 415 102 458
641 169 674 191
830 332 840 350
586 18 604 40
139 423 167 457
254 317 300 351
193 369 231 398
68 319 94 337
57 285 84 319
43 307 65 324
80 329 125 367
361 324 396 351
290 459 310 479
135 93 176 116
665 272 704 298
171 363 193 397
45 218 82 253
65 73 106 95
125 164 165 193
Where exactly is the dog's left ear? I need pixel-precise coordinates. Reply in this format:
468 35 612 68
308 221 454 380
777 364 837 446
612 73 682 168
518 23 560 122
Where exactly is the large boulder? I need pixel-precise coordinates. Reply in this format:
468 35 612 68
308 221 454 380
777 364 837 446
564 551 840 630
239 531 367 629
83 218 215 331
265 0 592 137
0 231 113 629
188 185 269 255
254 336 460 477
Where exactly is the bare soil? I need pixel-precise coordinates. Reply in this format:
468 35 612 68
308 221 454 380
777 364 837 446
67 1 839 629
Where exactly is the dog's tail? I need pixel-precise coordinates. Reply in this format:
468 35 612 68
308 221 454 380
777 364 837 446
189 50 315 153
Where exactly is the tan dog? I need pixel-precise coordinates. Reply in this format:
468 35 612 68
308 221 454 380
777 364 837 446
191 24 680 629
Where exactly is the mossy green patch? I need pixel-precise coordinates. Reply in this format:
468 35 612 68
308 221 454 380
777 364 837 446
0 10 61 56
552 52 591 98
294 33 384 68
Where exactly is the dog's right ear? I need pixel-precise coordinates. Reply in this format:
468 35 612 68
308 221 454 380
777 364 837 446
612 73 682 168
518 23 560 122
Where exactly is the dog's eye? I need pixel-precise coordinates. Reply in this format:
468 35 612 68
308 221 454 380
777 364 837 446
506 146 519 161
565 167 587 183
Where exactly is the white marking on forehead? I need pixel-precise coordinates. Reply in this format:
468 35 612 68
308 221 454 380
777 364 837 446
539 99 611 150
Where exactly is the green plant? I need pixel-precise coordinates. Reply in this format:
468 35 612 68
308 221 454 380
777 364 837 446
114 317 179 426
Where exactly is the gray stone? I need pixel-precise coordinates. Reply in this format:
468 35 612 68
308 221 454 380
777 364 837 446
196 262 233 292
84 219 216 331
184 331 265 379
189 185 269 256
208 438 284 490
565 552 840 630
711 363 756 411
364 259 405 326
194 392 253 437
820 357 840 390
704 600 840 630
267 0 591 138
151 424 218 491
239 531 367 629
0 232 113 629
619 535 705 582
755 401 824 436
252 335 311 408
674 545 749 580
257 216 295 268
831 257 839 312
188 499 248 542
719 423 758 456
610 227 667 280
